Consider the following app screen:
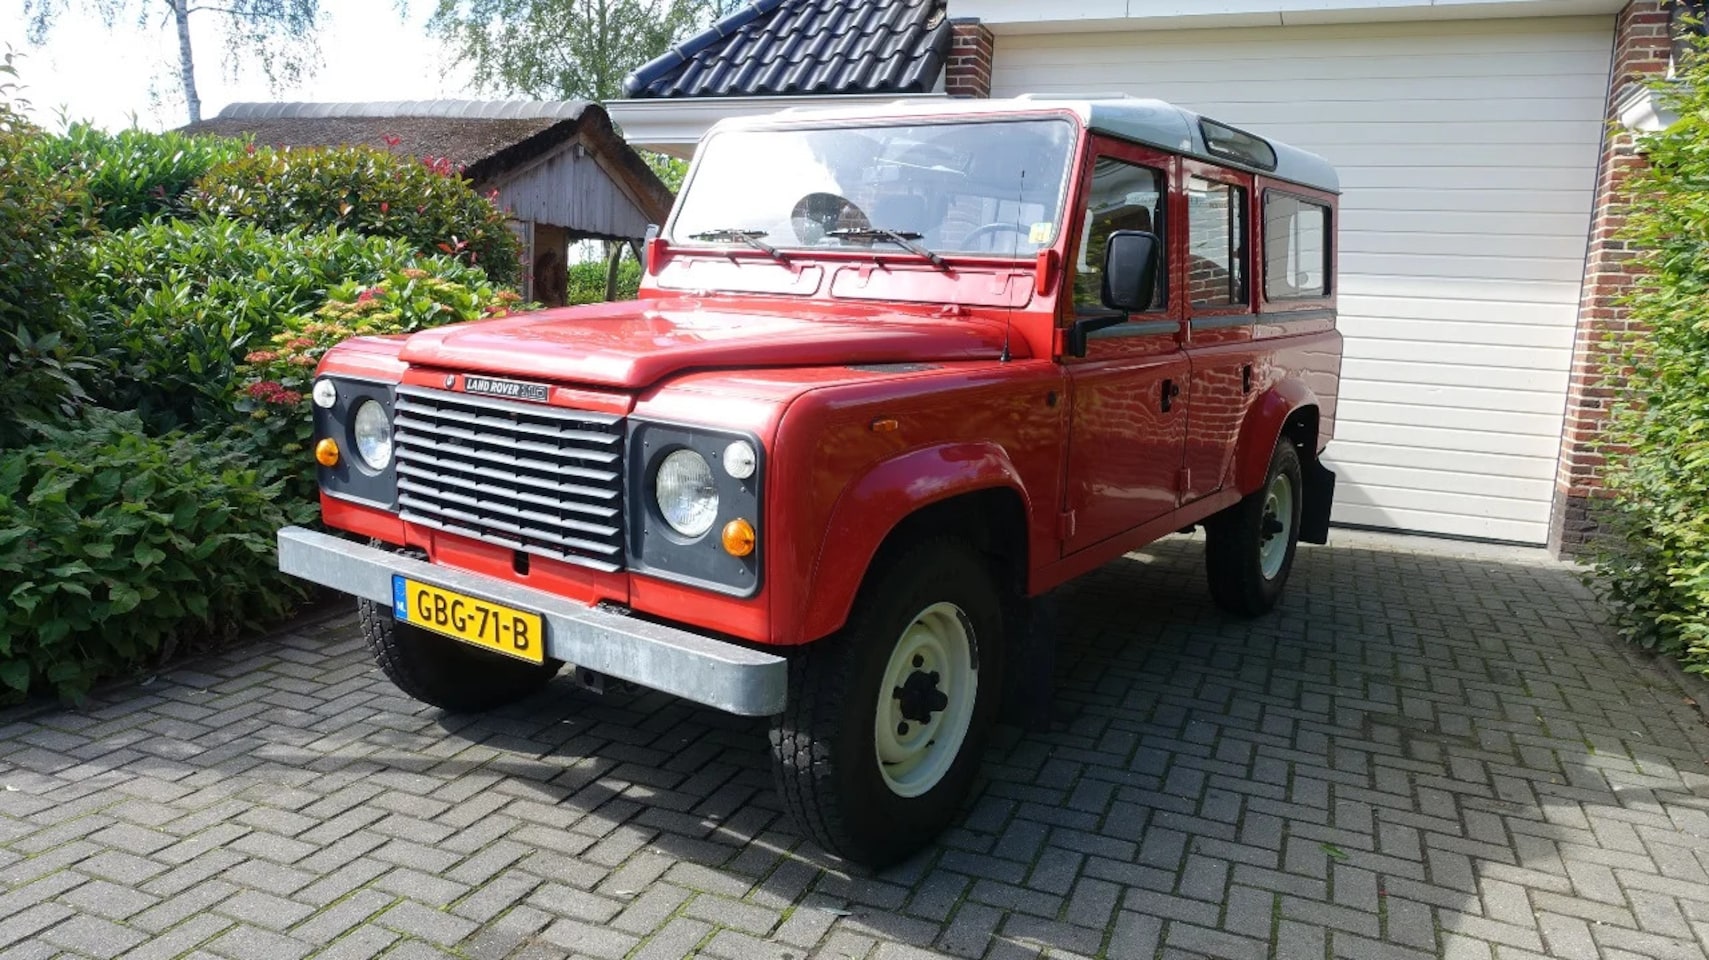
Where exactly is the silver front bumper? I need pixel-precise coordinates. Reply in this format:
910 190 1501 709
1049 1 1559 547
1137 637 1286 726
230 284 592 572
276 526 787 716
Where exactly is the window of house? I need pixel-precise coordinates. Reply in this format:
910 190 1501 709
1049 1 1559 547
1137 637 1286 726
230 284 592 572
1263 192 1330 300
1187 177 1247 308
1074 157 1166 316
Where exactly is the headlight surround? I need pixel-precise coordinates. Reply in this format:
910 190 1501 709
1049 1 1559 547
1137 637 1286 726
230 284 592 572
352 399 394 470
654 448 719 538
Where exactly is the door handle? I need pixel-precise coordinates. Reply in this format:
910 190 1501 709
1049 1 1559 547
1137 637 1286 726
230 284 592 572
1162 379 1180 412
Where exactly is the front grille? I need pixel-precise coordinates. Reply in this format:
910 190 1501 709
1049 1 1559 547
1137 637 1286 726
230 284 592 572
393 385 626 573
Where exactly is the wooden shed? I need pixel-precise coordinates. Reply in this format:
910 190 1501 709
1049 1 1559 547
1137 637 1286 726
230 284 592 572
186 100 674 306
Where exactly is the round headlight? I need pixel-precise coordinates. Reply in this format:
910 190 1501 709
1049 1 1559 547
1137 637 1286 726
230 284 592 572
722 440 757 480
352 399 393 470
312 378 338 409
655 449 718 538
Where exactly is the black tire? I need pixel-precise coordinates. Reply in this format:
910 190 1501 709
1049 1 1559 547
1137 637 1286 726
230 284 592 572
358 599 560 712
1205 440 1304 617
770 538 1005 868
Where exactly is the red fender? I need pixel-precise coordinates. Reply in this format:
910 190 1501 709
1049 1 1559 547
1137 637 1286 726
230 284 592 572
1233 379 1319 495
799 442 1030 643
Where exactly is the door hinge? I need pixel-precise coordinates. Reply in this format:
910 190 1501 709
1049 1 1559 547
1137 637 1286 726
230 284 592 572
1177 467 1192 491
1058 510 1077 540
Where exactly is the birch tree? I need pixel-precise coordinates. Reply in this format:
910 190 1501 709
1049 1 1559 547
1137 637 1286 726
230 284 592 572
22 0 324 123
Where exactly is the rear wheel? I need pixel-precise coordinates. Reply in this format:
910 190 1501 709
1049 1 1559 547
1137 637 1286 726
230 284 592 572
770 538 1003 867
1205 441 1304 617
358 599 560 712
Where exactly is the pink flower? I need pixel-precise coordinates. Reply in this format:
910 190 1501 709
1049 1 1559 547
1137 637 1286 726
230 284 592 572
244 350 279 364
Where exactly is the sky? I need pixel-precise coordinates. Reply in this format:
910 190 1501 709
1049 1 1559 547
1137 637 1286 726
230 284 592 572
1 1 471 130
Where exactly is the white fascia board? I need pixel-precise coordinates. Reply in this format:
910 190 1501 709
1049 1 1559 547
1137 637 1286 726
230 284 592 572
606 93 951 158
954 0 1626 34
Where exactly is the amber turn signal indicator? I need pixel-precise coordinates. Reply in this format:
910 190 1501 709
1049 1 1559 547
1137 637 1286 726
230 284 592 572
721 518 756 557
314 438 340 467
870 417 899 433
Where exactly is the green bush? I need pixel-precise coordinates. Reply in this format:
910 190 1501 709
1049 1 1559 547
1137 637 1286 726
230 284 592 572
185 144 521 287
567 256 641 304
235 267 528 502
1593 46 1709 671
0 410 313 702
74 219 490 429
0 58 93 447
24 123 244 232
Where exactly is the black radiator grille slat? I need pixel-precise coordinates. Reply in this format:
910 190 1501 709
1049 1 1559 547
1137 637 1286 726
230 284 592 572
393 385 626 573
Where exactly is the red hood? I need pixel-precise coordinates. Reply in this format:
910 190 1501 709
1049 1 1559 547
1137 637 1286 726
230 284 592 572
395 299 1021 389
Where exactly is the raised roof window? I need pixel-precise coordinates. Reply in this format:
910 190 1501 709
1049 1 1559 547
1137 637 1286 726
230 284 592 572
1200 119 1278 172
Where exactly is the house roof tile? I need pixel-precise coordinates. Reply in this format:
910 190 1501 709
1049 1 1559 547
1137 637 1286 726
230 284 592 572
622 0 951 99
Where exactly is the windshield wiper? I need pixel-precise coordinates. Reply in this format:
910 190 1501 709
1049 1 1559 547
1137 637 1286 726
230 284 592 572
687 228 789 263
826 227 949 272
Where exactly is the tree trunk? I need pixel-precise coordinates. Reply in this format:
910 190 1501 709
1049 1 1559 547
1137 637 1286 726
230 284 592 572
170 0 202 123
604 241 623 302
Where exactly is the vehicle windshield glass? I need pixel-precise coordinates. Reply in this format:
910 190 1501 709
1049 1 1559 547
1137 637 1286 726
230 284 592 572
671 118 1077 258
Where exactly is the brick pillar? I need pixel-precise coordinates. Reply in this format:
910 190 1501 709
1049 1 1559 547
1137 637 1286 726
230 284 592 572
945 18 994 98
1550 0 1675 556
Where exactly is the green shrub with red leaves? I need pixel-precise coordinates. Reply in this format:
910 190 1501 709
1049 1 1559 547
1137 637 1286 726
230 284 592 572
184 143 522 287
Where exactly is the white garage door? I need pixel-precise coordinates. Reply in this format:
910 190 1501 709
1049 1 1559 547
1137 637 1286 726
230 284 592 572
991 16 1613 543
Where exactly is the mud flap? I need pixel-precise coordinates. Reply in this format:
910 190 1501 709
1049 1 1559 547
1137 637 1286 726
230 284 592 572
1001 592 1059 731
1299 455 1336 545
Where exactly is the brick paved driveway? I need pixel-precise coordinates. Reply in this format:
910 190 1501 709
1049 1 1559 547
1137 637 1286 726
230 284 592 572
3 531 1709 960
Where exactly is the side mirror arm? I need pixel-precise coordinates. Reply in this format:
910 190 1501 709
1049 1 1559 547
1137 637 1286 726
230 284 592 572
1066 313 1128 358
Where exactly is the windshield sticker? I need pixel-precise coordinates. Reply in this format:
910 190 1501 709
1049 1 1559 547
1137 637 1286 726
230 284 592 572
1029 222 1054 245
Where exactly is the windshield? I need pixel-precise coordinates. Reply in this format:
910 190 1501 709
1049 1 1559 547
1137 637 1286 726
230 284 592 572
671 118 1077 258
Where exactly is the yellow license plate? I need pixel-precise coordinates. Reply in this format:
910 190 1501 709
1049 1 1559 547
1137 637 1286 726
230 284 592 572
392 576 545 664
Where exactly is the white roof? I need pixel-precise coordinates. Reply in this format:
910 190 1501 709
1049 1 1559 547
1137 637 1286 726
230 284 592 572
711 95 1339 194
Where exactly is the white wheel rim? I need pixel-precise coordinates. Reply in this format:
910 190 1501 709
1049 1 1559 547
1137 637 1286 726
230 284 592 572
873 602 978 799
1259 472 1294 580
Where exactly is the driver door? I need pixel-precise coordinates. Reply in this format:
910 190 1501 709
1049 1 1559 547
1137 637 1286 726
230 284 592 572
1060 140 1189 556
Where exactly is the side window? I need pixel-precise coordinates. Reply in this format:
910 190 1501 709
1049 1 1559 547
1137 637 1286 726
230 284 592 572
1074 157 1166 316
1187 177 1247 308
1263 193 1330 300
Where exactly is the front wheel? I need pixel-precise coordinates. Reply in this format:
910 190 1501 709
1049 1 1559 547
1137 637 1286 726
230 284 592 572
1205 440 1304 617
770 538 1004 867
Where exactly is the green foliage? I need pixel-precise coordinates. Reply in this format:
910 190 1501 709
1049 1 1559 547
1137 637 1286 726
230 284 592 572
429 0 732 100
74 218 488 429
24 123 244 231
0 51 93 448
185 145 521 286
235 268 528 503
566 256 641 304
1593 43 1709 672
0 409 313 703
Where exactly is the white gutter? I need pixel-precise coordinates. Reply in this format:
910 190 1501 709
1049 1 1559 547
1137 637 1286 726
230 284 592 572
607 93 951 158
952 0 1628 34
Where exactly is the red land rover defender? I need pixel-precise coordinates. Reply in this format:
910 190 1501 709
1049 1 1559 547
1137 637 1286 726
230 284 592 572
279 97 1341 866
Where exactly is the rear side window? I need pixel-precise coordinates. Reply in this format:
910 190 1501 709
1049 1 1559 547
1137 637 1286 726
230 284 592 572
1187 177 1247 308
1263 193 1330 300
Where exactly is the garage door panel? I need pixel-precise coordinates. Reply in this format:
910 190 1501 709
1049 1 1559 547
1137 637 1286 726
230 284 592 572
994 16 1610 543
1342 316 1575 350
1334 422 1561 460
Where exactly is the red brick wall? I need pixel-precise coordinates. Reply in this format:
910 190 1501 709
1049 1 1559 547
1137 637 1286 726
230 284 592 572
946 19 994 98
1551 0 1674 554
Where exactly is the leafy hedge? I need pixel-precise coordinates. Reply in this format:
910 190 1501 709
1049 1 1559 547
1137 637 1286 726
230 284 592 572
185 144 522 287
1594 48 1709 672
567 256 642 305
0 63 92 446
0 411 312 702
74 219 489 428
23 123 244 232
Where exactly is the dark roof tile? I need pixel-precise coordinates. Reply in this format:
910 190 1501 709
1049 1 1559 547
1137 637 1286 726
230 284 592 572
622 0 950 99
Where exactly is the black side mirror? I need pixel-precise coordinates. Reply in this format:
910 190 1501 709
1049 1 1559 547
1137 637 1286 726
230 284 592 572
1100 230 1161 312
1067 230 1163 358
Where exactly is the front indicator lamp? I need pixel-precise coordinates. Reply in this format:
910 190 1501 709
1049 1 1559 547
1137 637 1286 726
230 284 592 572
314 438 340 467
722 440 757 479
312 378 338 409
721 518 756 557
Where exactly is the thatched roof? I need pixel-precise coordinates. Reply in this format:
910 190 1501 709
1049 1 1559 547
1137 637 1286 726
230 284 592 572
183 100 674 225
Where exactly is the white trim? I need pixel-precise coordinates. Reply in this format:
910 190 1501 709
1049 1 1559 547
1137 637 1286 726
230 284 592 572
607 93 950 157
953 0 1626 35
1614 83 1680 134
